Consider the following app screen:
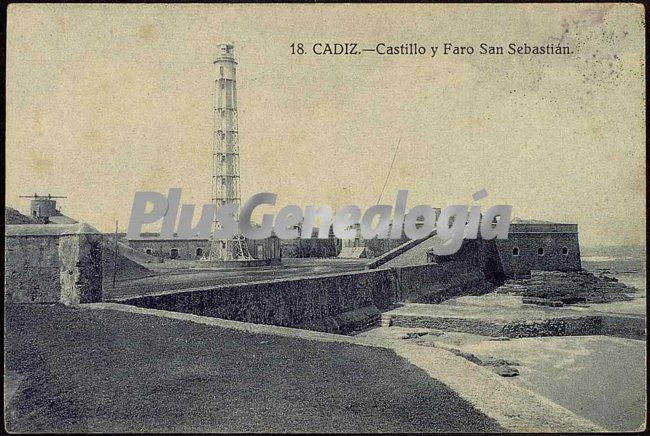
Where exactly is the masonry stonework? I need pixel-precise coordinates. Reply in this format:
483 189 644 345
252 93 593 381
5 224 103 304
125 235 281 261
495 223 581 278
116 259 494 332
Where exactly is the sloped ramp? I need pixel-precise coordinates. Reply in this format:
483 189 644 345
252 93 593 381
380 233 444 268
104 236 162 264
102 242 158 285
365 231 441 269
116 240 162 264
338 247 368 259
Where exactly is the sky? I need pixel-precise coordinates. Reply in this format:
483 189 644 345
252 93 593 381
5 3 646 246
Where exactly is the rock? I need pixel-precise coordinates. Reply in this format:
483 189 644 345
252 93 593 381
516 270 636 304
522 297 564 307
445 348 522 374
451 350 483 365
414 340 436 348
489 336 510 341
427 330 444 337
483 357 521 367
493 366 519 377
561 296 587 304
402 331 429 340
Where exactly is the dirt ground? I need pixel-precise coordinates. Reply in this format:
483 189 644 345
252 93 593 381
4 304 502 433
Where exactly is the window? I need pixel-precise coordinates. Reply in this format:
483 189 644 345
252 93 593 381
220 66 224 76
512 247 519 256
145 248 152 255
196 248 203 257
538 247 545 256
562 247 569 255
221 82 225 89
170 248 179 259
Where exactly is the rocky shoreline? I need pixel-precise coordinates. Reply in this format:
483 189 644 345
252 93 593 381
496 270 638 306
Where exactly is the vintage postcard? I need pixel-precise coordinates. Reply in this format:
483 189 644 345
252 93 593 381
4 3 646 433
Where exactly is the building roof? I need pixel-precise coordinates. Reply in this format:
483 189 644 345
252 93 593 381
5 223 101 236
127 234 209 241
48 213 78 224
510 217 575 225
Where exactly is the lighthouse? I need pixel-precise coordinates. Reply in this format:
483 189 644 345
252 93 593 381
207 43 252 261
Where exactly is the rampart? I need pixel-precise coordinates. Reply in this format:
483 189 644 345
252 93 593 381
5 223 103 304
115 260 494 333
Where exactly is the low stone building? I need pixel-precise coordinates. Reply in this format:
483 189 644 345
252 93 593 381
5 223 103 304
125 236 210 260
424 218 581 280
124 234 281 261
493 219 581 278
280 227 341 258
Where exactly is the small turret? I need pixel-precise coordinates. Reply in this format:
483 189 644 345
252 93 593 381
19 193 67 224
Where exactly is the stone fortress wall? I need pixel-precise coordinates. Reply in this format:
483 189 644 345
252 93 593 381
494 223 581 278
114 258 492 333
5 223 103 304
5 208 585 334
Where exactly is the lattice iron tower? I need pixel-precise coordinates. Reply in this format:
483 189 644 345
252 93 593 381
208 43 252 261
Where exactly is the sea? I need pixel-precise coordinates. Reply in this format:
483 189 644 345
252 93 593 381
581 245 647 295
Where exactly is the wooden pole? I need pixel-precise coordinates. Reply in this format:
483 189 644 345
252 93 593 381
112 220 118 289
